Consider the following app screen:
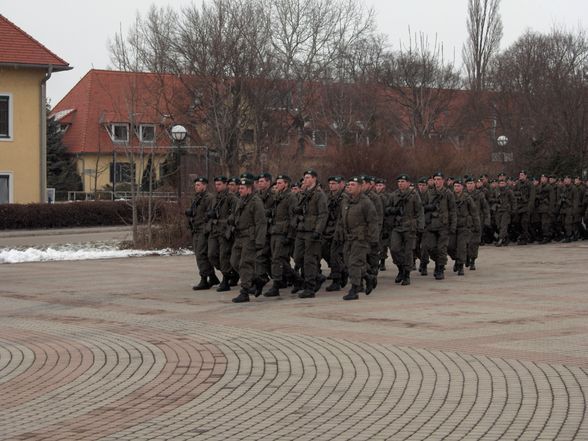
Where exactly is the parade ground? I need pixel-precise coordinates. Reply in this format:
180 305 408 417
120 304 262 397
1 239 587 440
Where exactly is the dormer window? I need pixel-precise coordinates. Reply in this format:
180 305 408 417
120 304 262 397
109 123 129 143
140 124 155 143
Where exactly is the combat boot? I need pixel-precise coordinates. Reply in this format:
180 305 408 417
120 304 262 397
291 275 304 293
379 259 387 271
419 263 428 276
343 285 360 301
340 271 349 288
208 273 221 287
216 274 231 292
457 263 465 276
325 279 342 292
365 275 375 295
263 282 281 297
314 274 326 292
434 265 445 280
401 270 411 286
469 259 476 271
228 271 239 287
232 288 251 303
453 262 458 272
192 277 211 290
394 268 404 284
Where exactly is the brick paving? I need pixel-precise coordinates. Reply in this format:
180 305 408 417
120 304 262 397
0 241 587 440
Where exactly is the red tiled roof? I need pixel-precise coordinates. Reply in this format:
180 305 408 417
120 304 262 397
51 69 196 154
0 14 70 70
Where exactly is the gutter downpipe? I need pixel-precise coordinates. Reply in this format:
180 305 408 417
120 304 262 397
40 65 53 203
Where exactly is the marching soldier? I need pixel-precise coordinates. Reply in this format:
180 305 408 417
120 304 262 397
362 176 384 287
535 174 555 243
263 175 299 297
230 178 267 303
324 176 347 292
186 177 220 290
416 177 430 275
421 171 456 280
512 170 536 245
558 175 579 242
466 176 490 270
495 175 516 246
253 172 274 294
207 176 239 291
293 169 328 298
449 179 480 275
387 174 424 286
338 176 378 300
375 178 390 271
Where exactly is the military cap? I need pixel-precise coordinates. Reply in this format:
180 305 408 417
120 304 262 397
432 171 444 178
480 173 489 178
540 173 548 178
240 172 256 181
563 174 572 179
367 176 377 183
303 169 318 177
464 175 475 183
276 174 291 182
228 177 240 184
291 181 300 188
490 178 497 183
396 173 410 181
327 175 342 183
214 175 228 182
497 172 507 178
348 176 364 184
447 176 455 181
453 179 464 186
519 170 528 175
240 177 255 186
193 176 208 184
375 177 386 184
418 176 428 184
258 172 272 181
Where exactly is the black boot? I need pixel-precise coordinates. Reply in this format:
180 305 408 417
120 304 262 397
465 257 471 268
395 268 404 284
434 265 445 280
343 285 359 301
453 262 458 272
253 275 269 297
457 263 465 276
298 283 316 299
419 263 428 276
216 275 231 292
229 271 239 287
232 288 251 303
365 275 375 295
379 259 387 271
325 279 342 292
401 270 411 286
291 275 304 293
192 277 211 290
208 273 221 287
469 259 476 271
314 274 326 292
263 281 281 297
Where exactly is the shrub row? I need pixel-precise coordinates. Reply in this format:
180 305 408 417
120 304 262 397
0 200 157 230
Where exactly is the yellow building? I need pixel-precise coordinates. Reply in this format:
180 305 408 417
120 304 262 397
0 14 71 204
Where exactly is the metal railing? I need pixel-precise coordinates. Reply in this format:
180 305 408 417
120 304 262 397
67 191 178 202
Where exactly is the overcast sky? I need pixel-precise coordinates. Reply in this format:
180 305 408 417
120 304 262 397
2 0 586 106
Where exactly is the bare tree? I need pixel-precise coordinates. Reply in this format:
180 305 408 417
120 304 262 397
463 0 503 92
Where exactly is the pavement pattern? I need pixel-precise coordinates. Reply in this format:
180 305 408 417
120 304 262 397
1 241 587 440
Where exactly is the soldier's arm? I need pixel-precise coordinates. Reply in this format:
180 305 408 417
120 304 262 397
469 198 481 231
481 195 491 226
253 199 267 248
314 191 329 234
447 191 457 232
364 199 379 243
414 192 425 232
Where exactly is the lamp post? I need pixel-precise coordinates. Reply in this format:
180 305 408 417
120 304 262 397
497 135 508 148
171 125 187 203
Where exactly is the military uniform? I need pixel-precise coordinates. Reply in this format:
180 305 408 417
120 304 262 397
254 179 274 292
186 179 217 289
207 184 239 291
364 185 384 282
293 174 328 298
264 179 299 297
466 185 490 270
512 175 536 244
338 179 378 299
421 178 456 279
387 178 423 285
323 181 346 291
535 179 555 243
557 180 579 242
449 186 480 275
230 184 267 302
494 184 516 246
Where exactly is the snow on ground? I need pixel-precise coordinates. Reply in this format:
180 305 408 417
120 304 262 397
0 243 191 264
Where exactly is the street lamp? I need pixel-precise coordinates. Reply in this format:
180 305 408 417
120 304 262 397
171 125 188 203
497 135 508 147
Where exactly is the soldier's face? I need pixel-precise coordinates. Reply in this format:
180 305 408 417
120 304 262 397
228 182 238 193
433 176 444 189
418 183 427 193
427 178 434 187
475 181 482 188
519 173 527 181
540 176 548 184
466 182 475 192
328 181 339 192
275 179 287 192
375 183 386 193
454 183 463 194
303 174 316 188
397 179 409 191
257 178 270 191
239 185 253 197
499 181 506 188
194 182 207 193
291 186 300 193
564 177 572 185
215 181 226 192
339 181 346 191
346 181 361 197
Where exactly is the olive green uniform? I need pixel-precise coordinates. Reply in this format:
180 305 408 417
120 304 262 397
208 189 238 276
512 180 535 243
293 185 328 293
449 192 479 270
230 193 267 292
365 190 384 279
338 193 378 288
495 187 516 243
421 187 456 274
187 191 214 278
557 184 579 241
466 188 490 264
323 189 346 283
255 188 274 280
535 183 555 242
269 189 298 284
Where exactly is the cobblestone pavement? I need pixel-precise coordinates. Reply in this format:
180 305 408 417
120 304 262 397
1 241 587 440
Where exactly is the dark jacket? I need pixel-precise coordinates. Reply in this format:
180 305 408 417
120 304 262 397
454 191 480 231
387 187 424 233
296 185 328 234
338 193 379 243
423 186 457 232
187 191 214 233
269 189 298 238
234 193 267 248
209 189 238 237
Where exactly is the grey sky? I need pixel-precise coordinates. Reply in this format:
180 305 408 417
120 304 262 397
2 0 586 106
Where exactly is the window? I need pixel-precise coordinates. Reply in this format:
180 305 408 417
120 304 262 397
140 124 155 143
0 95 12 140
312 130 327 148
0 173 12 203
109 123 129 143
109 162 134 183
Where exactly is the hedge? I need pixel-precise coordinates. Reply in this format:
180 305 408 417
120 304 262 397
0 200 159 230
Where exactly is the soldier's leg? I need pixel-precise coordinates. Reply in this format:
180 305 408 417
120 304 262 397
207 235 221 272
230 238 243 276
238 239 256 291
436 229 449 278
540 213 552 242
390 230 402 268
455 229 470 274
467 229 481 269
346 241 369 288
401 233 415 285
300 232 321 297
219 236 233 275
419 231 431 275
498 213 510 244
195 232 213 277
270 235 283 283
519 212 530 243
447 232 457 262
255 235 271 279
563 213 574 241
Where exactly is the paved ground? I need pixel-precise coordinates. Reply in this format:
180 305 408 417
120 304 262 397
1 240 587 440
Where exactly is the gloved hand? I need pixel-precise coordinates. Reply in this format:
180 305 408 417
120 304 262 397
311 231 321 240
184 208 193 217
